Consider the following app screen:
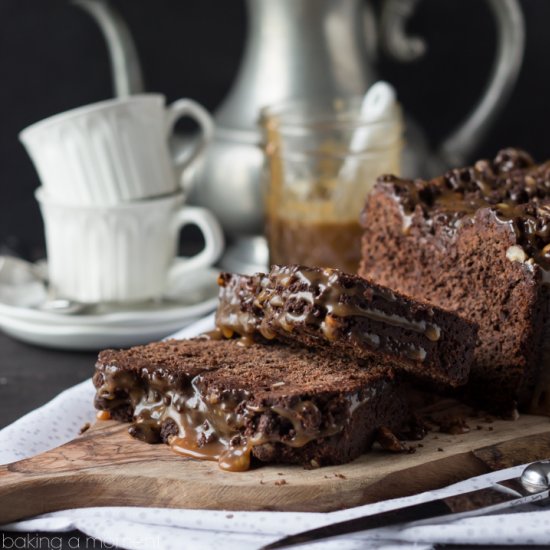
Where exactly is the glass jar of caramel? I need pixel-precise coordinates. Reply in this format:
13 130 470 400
261 97 403 273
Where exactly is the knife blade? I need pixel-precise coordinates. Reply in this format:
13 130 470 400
262 460 550 549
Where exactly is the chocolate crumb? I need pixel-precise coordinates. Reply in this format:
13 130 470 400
275 479 287 486
79 422 91 435
436 415 470 435
398 413 428 440
376 426 412 453
437 447 444 452
476 425 483 430
277 472 284 476
488 426 494 431
334 473 347 479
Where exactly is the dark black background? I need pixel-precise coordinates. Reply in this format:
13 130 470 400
0 0 548 258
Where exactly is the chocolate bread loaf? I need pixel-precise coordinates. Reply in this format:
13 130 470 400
359 148 550 415
216 265 477 387
94 338 407 470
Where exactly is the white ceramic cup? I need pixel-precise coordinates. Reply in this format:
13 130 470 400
20 94 213 205
35 188 224 303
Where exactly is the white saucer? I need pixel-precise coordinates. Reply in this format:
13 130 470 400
0 315 209 351
0 266 220 350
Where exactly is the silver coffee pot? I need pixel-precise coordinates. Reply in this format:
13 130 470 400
76 0 524 271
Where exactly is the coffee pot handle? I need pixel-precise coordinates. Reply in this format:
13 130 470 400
380 0 525 168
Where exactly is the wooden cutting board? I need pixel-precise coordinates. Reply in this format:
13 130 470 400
1 411 550 524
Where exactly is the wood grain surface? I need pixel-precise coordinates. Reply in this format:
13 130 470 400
1 412 550 524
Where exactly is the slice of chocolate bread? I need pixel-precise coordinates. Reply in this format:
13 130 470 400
359 148 550 415
94 338 407 470
216 265 477 387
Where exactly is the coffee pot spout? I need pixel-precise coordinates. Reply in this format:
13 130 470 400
72 0 144 97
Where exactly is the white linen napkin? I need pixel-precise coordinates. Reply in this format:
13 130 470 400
1 314 550 550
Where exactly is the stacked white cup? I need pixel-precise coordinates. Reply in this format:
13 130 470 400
20 94 224 304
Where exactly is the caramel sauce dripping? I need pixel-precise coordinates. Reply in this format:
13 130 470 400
169 436 251 472
425 325 441 342
95 365 363 472
167 398 347 471
96 410 111 421
245 267 436 345
204 328 260 348
216 266 441 360
203 327 228 340
270 401 342 447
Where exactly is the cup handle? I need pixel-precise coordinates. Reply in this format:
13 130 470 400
167 206 224 285
165 99 214 193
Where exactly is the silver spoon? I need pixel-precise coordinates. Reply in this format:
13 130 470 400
38 298 97 315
